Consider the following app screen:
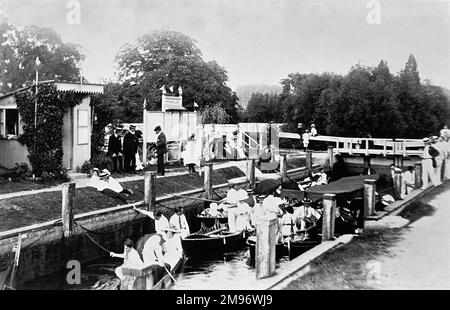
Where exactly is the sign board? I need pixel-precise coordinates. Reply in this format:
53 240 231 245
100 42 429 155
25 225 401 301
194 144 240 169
162 95 185 111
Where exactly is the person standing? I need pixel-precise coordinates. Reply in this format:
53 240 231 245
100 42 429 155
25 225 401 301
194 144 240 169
434 135 447 181
302 129 310 152
133 208 170 235
169 207 190 237
123 125 138 173
108 127 123 174
310 124 318 137
154 126 167 176
402 166 415 197
421 137 441 189
183 134 198 173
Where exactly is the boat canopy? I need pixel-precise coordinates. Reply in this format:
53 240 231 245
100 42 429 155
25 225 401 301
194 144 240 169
306 174 380 196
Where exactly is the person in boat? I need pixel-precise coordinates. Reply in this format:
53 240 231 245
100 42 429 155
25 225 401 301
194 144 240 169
161 226 183 271
110 239 144 280
221 182 239 204
142 234 165 266
235 191 253 231
249 194 267 228
280 205 297 241
201 202 224 217
133 208 170 234
169 207 190 237
313 168 328 185
293 198 321 231
97 169 135 203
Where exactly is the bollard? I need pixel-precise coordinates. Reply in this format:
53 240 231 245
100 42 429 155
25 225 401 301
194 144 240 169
321 194 336 241
414 162 422 189
306 150 313 172
327 146 334 171
394 170 403 200
255 215 278 279
144 171 156 211
246 158 256 189
62 182 75 238
364 179 376 218
280 154 287 182
204 163 214 200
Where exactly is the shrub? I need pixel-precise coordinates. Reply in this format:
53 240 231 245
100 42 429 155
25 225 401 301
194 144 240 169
4 163 33 181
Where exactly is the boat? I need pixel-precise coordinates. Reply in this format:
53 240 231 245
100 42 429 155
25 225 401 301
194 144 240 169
113 233 185 290
246 227 322 262
196 214 228 226
181 220 250 258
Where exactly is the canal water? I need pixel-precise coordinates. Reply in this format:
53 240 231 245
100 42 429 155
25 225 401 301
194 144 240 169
20 245 289 290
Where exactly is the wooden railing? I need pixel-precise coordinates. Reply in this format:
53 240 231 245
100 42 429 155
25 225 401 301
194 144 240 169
278 133 424 157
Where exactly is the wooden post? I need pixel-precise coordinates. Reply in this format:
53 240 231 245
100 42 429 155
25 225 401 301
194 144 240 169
306 150 313 171
364 179 376 218
321 194 336 242
394 170 403 200
280 154 287 181
327 146 334 171
204 163 213 200
255 216 278 279
144 171 156 211
121 265 155 290
246 158 256 189
61 182 75 238
414 162 422 189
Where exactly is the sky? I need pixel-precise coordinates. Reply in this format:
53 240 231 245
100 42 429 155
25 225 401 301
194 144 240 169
1 0 449 90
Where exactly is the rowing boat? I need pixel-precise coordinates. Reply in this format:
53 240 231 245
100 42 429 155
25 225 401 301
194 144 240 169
181 220 250 258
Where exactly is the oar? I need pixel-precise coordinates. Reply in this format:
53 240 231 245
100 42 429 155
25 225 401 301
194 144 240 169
170 194 218 203
162 264 177 284
203 227 228 236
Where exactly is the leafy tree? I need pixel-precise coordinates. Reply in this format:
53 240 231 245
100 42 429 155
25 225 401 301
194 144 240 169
200 103 230 124
246 92 283 123
115 29 238 122
0 22 83 93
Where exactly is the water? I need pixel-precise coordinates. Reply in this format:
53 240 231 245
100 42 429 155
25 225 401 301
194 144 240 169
21 246 290 290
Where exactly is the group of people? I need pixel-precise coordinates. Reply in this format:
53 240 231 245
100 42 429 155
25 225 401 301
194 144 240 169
111 206 191 281
104 124 142 174
420 127 450 189
297 122 318 152
88 168 135 203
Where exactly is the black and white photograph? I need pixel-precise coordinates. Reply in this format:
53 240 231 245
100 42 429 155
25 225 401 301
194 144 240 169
0 0 449 295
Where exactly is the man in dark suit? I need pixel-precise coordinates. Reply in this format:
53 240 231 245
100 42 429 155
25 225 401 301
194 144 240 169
108 127 123 173
123 125 138 173
154 126 167 176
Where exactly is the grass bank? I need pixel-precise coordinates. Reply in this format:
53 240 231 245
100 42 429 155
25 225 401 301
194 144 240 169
0 167 244 232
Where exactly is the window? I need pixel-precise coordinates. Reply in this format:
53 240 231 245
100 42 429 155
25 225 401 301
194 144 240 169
77 109 89 144
0 108 19 138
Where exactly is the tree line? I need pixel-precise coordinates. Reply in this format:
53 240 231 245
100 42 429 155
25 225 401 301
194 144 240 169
246 55 450 139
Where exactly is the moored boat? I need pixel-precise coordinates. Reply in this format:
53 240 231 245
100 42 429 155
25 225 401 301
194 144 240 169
181 221 250 258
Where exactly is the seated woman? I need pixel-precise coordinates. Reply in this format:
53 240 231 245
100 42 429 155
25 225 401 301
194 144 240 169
110 239 144 281
97 169 135 203
87 168 102 189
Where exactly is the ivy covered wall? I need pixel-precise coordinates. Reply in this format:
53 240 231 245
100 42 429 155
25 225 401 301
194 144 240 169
15 84 85 178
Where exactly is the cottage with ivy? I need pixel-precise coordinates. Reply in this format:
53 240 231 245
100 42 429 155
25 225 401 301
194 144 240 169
0 81 104 177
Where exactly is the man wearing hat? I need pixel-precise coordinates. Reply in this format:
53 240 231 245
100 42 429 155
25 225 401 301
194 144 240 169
421 137 441 189
310 124 317 137
108 127 123 173
154 126 167 176
123 125 139 173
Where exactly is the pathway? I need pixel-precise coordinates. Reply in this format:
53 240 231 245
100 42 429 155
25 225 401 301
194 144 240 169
374 187 450 289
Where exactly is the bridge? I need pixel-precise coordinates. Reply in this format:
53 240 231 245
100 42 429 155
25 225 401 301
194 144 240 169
279 132 424 157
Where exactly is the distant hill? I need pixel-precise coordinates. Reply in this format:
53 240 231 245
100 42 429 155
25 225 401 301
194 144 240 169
235 84 282 110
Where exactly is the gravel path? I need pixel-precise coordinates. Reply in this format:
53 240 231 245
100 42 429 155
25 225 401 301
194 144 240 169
374 187 450 289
